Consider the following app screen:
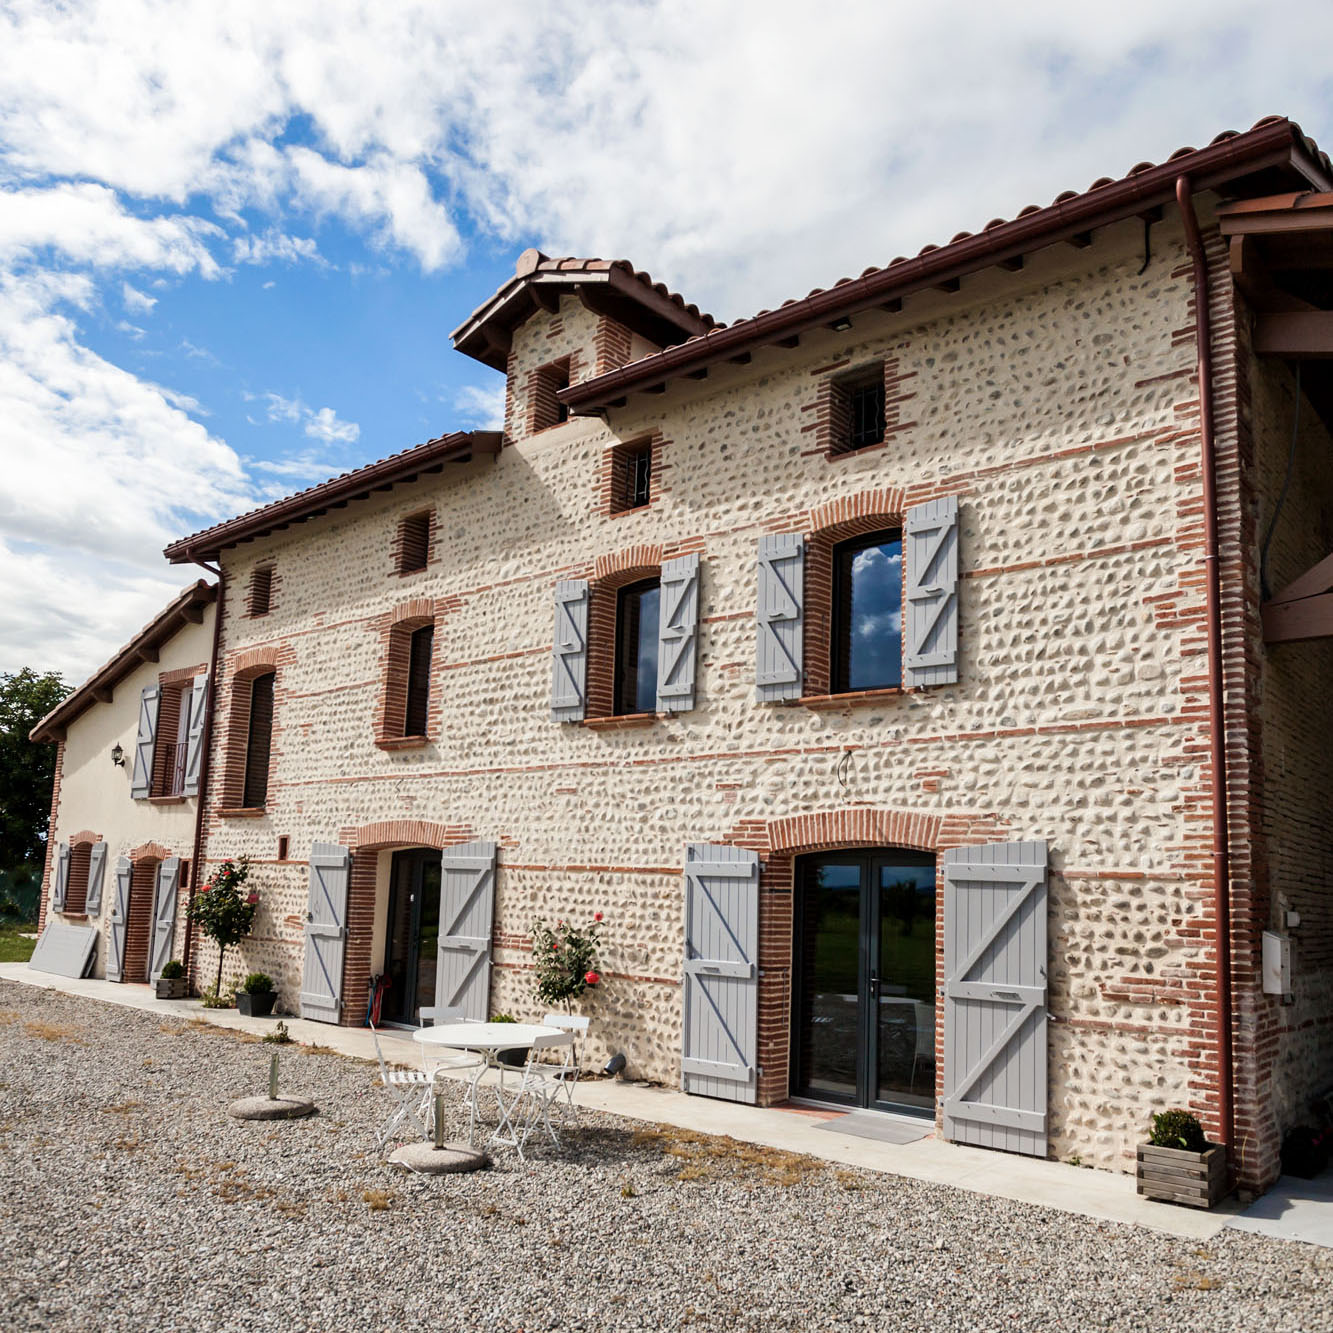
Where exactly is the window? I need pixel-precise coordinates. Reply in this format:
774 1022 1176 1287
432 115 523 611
150 683 192 798
614 579 661 715
396 511 432 575
65 843 91 914
609 439 653 514
832 530 903 693
530 356 572 432
248 565 275 617
241 671 275 808
403 624 434 736
823 362 886 457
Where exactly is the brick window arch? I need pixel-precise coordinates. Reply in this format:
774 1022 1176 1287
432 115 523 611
804 492 906 698
375 600 441 749
218 649 280 814
587 545 664 720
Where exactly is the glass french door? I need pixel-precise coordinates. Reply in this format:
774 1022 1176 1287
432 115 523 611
792 849 937 1113
382 849 442 1026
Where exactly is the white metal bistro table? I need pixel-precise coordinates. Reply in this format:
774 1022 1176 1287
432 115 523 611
412 1022 561 1148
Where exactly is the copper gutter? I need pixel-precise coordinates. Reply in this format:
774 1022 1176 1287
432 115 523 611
1176 175 1235 1159
563 120 1319 412
182 557 226 985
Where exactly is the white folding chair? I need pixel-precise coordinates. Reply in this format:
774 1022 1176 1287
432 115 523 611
495 1030 575 1160
418 1005 486 1144
368 1019 432 1150
541 1012 589 1120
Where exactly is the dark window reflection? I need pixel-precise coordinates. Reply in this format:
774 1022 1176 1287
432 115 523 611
615 580 660 714
833 531 902 692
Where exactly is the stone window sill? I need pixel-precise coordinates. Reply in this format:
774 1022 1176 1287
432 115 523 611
148 794 188 806
799 687 905 710
375 734 430 751
582 712 661 732
827 440 887 461
58 913 90 921
608 501 655 519
218 807 267 819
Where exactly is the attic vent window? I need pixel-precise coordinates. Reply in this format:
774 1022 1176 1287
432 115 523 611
397 511 432 575
247 565 275 618
609 439 653 514
847 377 886 451
531 356 572 432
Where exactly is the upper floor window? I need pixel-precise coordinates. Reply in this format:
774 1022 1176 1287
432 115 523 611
609 439 653 514
396 511 432 575
530 356 571 432
248 565 275 617
832 530 902 693
241 671 275 808
150 682 193 798
823 362 886 457
614 579 660 715
65 842 92 914
403 624 434 736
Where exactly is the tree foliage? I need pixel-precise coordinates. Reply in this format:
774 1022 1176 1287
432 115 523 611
0 669 69 871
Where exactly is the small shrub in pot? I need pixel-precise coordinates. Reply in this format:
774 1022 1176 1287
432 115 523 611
1137 1108 1226 1209
155 958 187 1000
236 971 277 1018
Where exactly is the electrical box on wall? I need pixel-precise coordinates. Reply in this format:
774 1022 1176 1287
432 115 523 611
1262 931 1292 997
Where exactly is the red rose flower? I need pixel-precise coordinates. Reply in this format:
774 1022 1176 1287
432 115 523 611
199 884 210 893
584 971 600 986
246 892 259 905
594 912 603 922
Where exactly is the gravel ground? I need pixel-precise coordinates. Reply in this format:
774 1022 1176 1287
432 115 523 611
0 981 1330 1333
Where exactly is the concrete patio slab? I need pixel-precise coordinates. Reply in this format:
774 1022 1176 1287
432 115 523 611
0 962 1242 1240
1227 1172 1333 1249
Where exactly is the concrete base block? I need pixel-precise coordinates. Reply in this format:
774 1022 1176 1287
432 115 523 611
228 1095 317 1120
388 1141 488 1174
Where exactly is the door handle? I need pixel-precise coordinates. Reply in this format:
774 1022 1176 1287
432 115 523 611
868 974 881 999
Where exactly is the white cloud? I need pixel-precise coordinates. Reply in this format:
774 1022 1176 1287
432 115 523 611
121 281 156 314
232 229 323 266
452 382 506 430
264 391 359 444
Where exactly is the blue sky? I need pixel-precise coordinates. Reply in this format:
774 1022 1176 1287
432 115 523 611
2 0 1333 682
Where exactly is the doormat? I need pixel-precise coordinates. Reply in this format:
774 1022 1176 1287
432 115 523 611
812 1112 931 1146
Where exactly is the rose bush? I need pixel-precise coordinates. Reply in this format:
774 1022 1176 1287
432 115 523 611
531 914 604 1010
185 858 257 999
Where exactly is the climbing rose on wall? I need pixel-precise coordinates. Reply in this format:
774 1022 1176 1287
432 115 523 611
530 915 604 1010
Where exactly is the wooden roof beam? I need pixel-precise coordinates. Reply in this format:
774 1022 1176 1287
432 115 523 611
1254 312 1333 357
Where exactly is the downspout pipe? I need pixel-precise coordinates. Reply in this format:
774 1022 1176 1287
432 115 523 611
182 558 226 984
1176 175 1235 1161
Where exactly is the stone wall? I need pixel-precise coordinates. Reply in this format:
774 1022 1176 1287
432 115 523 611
193 214 1227 1174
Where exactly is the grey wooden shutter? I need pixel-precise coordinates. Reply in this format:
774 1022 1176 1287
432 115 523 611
106 857 132 982
85 842 108 916
436 840 497 1021
551 580 589 722
51 842 70 913
182 673 209 797
903 496 960 687
300 842 351 1022
682 843 760 1103
130 684 161 799
942 840 1048 1158
656 552 701 712
755 534 804 702
148 856 181 981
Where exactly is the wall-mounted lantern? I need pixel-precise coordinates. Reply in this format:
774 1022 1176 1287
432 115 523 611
111 743 126 768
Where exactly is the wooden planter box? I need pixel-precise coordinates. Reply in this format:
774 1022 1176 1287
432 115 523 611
155 978 188 1000
1136 1142 1227 1209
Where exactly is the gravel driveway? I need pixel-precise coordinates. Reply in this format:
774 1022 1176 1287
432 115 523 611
0 980 1329 1332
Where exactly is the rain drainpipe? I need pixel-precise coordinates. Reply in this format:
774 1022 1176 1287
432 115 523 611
1176 175 1235 1163
182 558 226 984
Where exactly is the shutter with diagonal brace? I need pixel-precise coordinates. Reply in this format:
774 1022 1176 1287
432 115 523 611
130 684 161 799
85 842 108 916
300 842 351 1022
943 840 1048 1157
148 856 181 982
106 857 133 983
551 580 589 722
755 533 804 702
656 552 701 712
436 840 497 1020
903 496 960 687
182 673 209 797
51 842 70 913
682 843 760 1103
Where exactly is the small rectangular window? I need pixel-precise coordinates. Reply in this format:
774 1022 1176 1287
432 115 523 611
404 624 434 736
277 835 289 861
614 579 660 715
828 364 886 456
397 511 431 574
609 440 653 513
242 672 275 808
248 566 275 617
531 357 571 432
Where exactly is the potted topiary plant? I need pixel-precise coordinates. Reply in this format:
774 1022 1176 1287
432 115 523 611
185 858 258 1000
236 972 277 1018
156 959 187 1000
1136 1108 1227 1209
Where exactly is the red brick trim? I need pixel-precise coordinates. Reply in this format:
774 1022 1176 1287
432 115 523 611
810 357 917 459
582 712 658 731
373 600 445 746
593 544 664 581
217 807 267 819
216 644 289 815
337 819 478 1026
799 688 906 710
720 805 1010 1108
594 316 634 375
393 508 437 577
37 739 64 932
374 735 429 751
526 353 581 435
158 664 207 687
67 830 102 847
129 841 175 864
599 432 667 517
245 564 279 618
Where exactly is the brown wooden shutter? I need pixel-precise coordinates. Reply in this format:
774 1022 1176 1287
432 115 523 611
398 512 431 573
404 624 434 736
242 673 275 807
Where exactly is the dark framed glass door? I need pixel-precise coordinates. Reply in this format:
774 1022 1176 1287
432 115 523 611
792 849 937 1113
382 848 442 1026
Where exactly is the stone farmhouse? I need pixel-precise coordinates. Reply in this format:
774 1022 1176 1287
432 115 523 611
31 116 1333 1194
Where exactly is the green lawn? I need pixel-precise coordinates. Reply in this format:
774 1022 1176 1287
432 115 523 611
0 926 37 963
